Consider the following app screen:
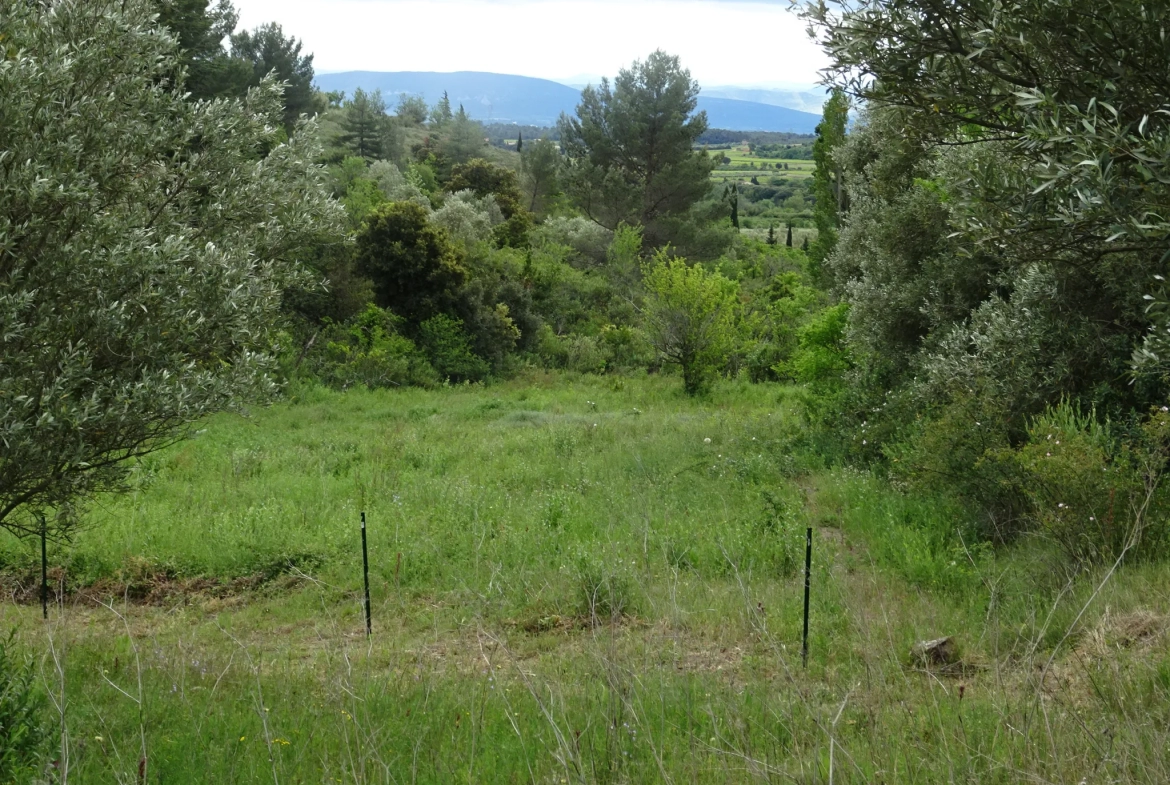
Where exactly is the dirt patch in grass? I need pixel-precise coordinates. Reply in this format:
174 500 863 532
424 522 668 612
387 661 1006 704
0 566 310 608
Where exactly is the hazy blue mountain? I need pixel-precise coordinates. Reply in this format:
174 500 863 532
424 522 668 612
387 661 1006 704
696 97 820 134
702 86 828 115
313 71 821 133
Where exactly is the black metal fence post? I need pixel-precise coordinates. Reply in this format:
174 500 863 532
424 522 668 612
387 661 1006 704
41 517 48 620
361 512 372 637
802 527 812 668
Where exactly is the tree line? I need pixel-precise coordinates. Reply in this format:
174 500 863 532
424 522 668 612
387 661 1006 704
799 0 1170 566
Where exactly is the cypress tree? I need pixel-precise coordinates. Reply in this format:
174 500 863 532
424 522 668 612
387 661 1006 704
809 89 850 269
517 130 523 153
725 183 739 229
785 224 793 247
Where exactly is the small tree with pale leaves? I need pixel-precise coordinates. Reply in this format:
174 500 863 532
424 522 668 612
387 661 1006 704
0 0 344 538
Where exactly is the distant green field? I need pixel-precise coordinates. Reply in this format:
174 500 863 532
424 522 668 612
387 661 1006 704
710 148 814 183
711 166 811 180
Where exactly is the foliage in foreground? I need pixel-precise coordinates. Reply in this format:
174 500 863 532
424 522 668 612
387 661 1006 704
0 0 343 539
799 0 1170 560
0 634 48 783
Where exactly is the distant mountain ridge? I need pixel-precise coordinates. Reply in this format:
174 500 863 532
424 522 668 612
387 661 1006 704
313 71 822 133
702 86 828 115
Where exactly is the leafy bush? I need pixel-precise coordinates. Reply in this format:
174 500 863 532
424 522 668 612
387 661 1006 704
745 340 788 384
0 635 49 783
369 160 431 210
599 324 654 371
886 391 1029 543
447 158 525 219
530 217 612 267
431 189 503 249
564 336 608 374
642 253 742 395
787 303 850 386
1016 403 1170 565
417 314 490 382
303 305 437 389
492 212 533 249
355 201 467 324
534 325 570 368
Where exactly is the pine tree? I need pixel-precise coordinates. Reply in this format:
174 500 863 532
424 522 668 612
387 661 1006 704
558 51 715 250
154 0 249 101
337 88 388 161
230 22 316 132
520 138 562 215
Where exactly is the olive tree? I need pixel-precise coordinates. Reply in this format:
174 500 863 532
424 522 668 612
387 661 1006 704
0 0 344 538
804 0 1170 374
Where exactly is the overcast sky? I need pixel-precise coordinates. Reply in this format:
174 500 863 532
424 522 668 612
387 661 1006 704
232 0 828 89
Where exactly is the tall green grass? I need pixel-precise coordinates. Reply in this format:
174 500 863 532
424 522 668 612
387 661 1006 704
3 372 1169 782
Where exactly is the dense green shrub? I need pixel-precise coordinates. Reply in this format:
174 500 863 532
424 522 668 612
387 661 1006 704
598 324 654 371
886 392 1028 543
529 217 612 267
446 159 525 219
355 201 467 324
786 304 851 390
1016 404 1170 565
642 253 743 395
302 306 438 390
534 325 571 368
564 335 608 374
418 314 490 382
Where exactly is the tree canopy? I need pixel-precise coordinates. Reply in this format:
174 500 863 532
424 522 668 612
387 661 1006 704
230 22 317 131
354 202 467 326
802 0 1170 548
558 51 716 251
0 0 343 538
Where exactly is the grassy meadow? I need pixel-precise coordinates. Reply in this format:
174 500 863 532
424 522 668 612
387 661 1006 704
4 373 1170 783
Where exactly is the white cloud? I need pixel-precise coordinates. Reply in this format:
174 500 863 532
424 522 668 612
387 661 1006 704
232 0 828 87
